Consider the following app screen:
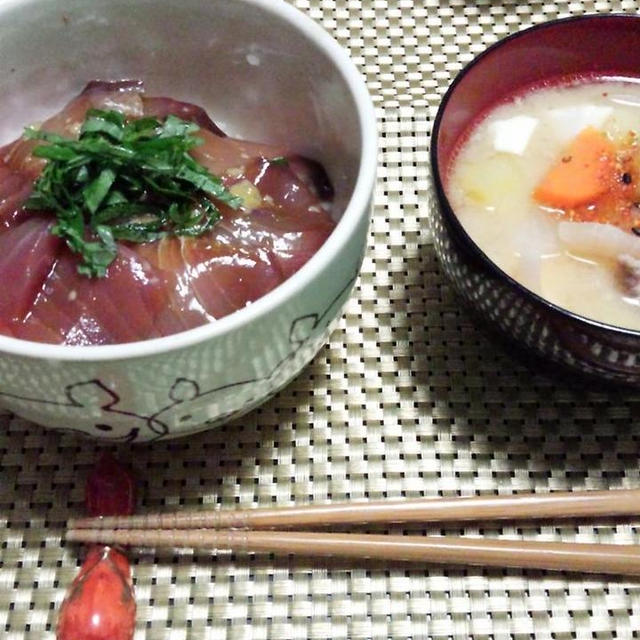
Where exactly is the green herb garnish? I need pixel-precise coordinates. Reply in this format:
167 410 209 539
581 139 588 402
24 110 241 277
270 156 289 166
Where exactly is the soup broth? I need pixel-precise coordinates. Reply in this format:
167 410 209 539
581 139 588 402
448 79 640 331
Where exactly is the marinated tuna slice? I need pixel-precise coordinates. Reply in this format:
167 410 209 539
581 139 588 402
244 156 331 213
135 149 335 317
4 80 145 176
134 237 212 334
142 96 226 137
216 156 335 278
179 229 284 317
0 81 335 345
287 155 334 201
138 231 283 320
0 163 33 229
198 143 336 277
192 129 287 177
17 246 178 345
220 206 334 278
0 217 62 327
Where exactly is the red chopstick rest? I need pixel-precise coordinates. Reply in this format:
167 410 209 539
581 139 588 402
56 545 135 640
85 452 137 517
57 453 137 640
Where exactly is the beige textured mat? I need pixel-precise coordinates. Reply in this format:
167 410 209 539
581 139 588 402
3 1 640 638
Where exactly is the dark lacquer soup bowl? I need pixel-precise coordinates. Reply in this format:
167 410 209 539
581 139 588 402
430 14 640 387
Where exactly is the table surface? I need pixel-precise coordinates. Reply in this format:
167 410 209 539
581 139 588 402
3 1 640 639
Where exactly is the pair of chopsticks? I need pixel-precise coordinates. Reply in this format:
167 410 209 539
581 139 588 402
66 488 640 576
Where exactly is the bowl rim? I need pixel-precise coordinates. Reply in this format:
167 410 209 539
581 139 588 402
0 0 377 362
430 12 640 340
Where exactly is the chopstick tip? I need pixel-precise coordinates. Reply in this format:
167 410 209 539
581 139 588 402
67 515 110 530
65 528 110 545
65 528 83 543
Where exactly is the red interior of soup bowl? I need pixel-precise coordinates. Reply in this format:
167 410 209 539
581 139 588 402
435 14 640 177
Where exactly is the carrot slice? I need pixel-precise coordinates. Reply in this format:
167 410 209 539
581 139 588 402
533 126 615 209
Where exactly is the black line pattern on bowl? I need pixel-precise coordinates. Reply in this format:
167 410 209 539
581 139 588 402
0 268 358 441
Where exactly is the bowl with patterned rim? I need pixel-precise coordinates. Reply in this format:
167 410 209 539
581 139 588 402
0 0 377 440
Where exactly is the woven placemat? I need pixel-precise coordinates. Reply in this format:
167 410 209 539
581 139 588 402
3 1 640 638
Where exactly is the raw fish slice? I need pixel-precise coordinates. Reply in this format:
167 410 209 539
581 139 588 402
243 157 336 236
0 217 62 326
245 155 333 205
223 207 333 278
0 163 33 229
142 96 226 137
213 157 334 277
136 237 218 330
43 253 144 343
0 320 15 338
52 257 142 342
41 80 144 136
18 289 79 344
245 157 319 213
0 319 14 338
19 246 175 344
192 129 287 177
181 230 284 317
102 246 195 339
140 151 334 320
79 80 145 111
12 315 60 344
139 232 283 320
20 257 130 345
4 80 145 176
0 82 336 344
287 155 334 201
22 261 81 338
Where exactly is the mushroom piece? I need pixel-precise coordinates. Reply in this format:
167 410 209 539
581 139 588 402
618 253 640 299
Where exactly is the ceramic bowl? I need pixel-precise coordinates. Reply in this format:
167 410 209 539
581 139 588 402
0 0 376 441
430 14 640 387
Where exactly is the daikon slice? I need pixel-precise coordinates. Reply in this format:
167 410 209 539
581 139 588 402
558 221 640 260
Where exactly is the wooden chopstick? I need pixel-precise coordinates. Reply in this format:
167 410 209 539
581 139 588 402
68 488 640 531
65 527 640 576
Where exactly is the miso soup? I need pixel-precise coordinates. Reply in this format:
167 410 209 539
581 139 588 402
448 79 640 331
